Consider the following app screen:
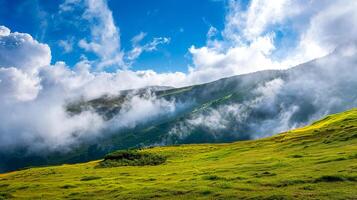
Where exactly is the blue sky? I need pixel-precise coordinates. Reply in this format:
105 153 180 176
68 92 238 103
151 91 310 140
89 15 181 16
0 0 353 85
0 0 231 73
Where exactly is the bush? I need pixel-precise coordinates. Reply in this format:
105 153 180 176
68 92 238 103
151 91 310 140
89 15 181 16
98 150 166 168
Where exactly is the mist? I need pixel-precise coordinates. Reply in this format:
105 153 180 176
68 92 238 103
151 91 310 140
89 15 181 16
166 45 357 142
1 22 357 157
0 26 182 154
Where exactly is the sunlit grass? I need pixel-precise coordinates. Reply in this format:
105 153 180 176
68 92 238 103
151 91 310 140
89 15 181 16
0 109 356 199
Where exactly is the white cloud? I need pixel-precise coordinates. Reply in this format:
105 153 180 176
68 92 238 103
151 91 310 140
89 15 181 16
1 0 357 152
57 0 357 86
0 25 50 103
283 1 357 67
61 0 170 70
207 26 218 38
109 93 176 129
185 0 357 84
186 0 293 83
0 26 106 151
127 32 170 62
58 39 73 53
0 26 51 74
78 0 124 69
187 34 277 83
59 0 81 13
0 26 10 36
168 78 284 140
238 0 297 41
131 32 147 45
222 0 302 43
0 26 181 152
0 67 41 102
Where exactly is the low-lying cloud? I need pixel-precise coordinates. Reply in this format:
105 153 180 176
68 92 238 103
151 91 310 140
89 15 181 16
1 0 357 155
0 26 180 153
167 48 357 141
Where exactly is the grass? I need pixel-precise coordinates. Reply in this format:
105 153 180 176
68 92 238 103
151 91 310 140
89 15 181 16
0 109 357 199
80 176 102 181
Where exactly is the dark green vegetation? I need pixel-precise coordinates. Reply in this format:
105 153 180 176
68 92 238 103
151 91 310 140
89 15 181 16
0 108 356 199
98 150 166 167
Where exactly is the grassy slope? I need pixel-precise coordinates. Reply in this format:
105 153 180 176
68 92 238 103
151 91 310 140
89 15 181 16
0 109 357 200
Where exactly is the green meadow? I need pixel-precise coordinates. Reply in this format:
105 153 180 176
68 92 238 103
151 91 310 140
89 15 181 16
0 109 356 199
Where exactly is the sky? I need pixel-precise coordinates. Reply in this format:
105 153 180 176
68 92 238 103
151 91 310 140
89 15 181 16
1 0 342 76
1 0 355 82
0 0 227 73
1 0 357 152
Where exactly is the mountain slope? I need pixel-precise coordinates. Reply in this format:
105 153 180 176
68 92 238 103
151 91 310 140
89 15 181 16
1 47 357 172
0 108 356 199
69 48 357 148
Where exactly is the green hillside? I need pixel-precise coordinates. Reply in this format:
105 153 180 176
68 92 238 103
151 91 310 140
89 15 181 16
2 50 357 172
1 109 356 199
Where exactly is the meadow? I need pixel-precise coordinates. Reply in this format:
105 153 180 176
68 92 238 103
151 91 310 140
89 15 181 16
0 109 356 199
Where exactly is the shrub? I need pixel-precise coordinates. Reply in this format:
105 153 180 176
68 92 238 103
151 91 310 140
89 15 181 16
98 150 166 168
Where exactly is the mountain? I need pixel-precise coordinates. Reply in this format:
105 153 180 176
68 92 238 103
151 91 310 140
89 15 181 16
1 46 357 172
0 108 356 199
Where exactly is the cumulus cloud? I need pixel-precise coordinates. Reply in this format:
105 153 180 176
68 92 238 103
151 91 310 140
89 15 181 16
284 0 357 66
0 26 10 36
224 0 298 41
0 26 179 153
0 25 51 103
0 67 41 102
0 25 51 74
187 0 357 83
188 34 277 83
0 27 104 151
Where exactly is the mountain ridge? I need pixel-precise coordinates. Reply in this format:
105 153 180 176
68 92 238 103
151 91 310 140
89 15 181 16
1 48 357 172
